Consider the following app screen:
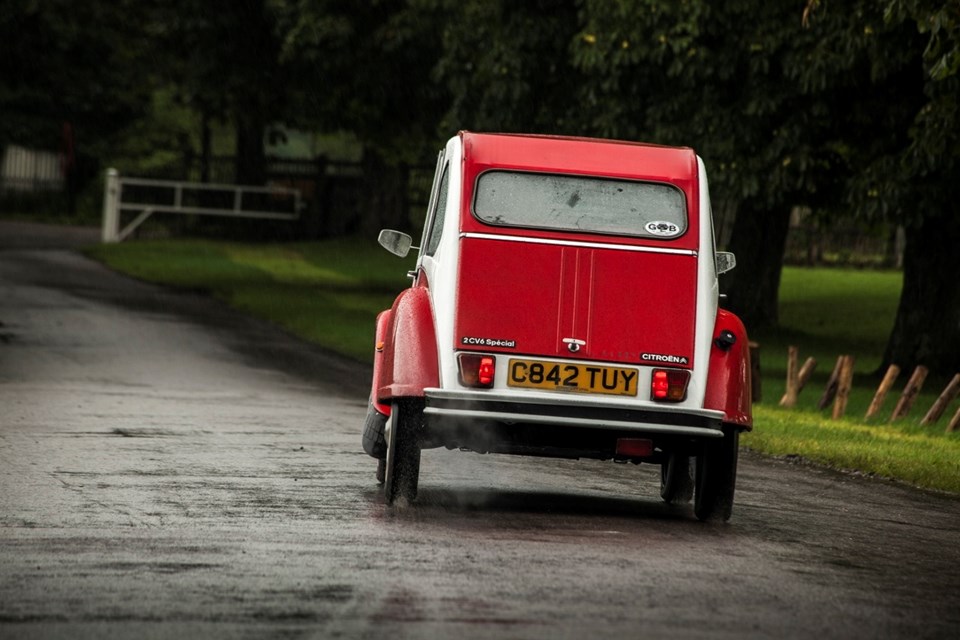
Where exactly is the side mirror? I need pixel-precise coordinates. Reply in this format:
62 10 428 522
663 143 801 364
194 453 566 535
716 252 736 275
378 229 414 257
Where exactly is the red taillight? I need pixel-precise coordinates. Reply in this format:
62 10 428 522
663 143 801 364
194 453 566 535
478 357 495 386
458 354 496 388
651 369 690 402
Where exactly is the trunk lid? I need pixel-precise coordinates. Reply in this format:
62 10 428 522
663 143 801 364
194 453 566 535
454 235 698 368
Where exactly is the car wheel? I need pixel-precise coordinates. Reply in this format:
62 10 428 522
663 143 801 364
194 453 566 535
362 402 388 459
694 429 739 522
660 453 694 504
383 398 422 505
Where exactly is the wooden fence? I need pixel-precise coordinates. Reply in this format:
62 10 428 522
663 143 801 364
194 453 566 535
770 344 960 432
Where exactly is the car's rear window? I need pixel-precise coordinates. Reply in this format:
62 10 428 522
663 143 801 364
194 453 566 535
473 171 687 239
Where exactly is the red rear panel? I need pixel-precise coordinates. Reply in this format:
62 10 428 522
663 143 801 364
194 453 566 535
454 236 697 368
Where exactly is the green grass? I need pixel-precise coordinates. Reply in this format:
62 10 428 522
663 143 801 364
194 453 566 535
85 237 414 361
746 407 960 493
765 267 902 366
742 266 959 494
86 240 960 493
750 267 953 422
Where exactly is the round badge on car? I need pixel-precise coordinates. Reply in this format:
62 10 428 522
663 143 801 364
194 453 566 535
645 221 680 237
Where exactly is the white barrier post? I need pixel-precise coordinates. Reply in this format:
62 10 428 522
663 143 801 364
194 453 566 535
101 168 120 243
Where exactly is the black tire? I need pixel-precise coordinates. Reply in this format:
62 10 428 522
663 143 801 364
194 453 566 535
660 453 694 505
694 429 740 522
383 399 423 505
362 403 388 459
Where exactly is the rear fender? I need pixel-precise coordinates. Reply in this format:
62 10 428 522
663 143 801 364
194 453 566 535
375 286 440 402
703 309 753 430
370 310 393 417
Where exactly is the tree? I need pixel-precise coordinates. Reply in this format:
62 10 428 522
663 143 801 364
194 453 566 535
570 1 924 330
0 0 153 209
151 0 289 185
275 0 448 164
872 1 960 374
573 0 957 373
801 0 960 375
426 0 585 134
272 0 453 233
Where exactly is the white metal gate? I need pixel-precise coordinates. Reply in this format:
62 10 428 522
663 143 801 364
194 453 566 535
101 168 302 243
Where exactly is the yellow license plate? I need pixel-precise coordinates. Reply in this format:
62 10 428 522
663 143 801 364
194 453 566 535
507 359 639 396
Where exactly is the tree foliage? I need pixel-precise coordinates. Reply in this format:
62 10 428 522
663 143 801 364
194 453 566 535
427 0 584 135
147 0 290 184
0 0 151 155
273 0 448 164
2 0 956 373
565 2 919 328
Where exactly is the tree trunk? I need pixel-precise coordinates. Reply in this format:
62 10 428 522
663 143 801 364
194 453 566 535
200 112 212 183
721 200 792 330
227 107 269 240
235 111 266 187
881 212 960 376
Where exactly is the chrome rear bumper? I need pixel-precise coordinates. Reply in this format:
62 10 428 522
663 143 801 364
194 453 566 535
422 388 725 444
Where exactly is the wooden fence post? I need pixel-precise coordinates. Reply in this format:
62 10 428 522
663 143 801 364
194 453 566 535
780 346 799 407
920 373 960 426
818 356 845 410
831 355 855 419
797 357 818 393
890 365 929 422
866 364 901 420
781 352 817 408
947 405 960 433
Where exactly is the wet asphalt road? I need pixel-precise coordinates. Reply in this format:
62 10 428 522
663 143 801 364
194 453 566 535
0 221 958 639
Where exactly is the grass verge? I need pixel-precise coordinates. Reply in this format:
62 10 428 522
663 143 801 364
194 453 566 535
86 238 959 493
745 406 960 493
85 237 414 362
